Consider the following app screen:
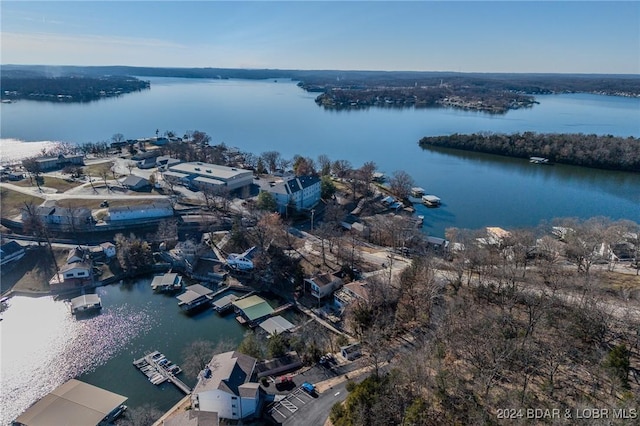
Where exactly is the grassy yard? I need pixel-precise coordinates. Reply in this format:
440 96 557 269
1 246 67 294
12 176 79 193
83 161 117 178
0 187 44 217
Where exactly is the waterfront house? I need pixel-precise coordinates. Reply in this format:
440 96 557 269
167 162 253 192
305 273 344 302
191 351 261 421
226 246 258 271
49 261 93 289
176 284 214 312
0 241 25 266
12 379 127 426
232 295 274 325
263 175 321 214
121 175 151 191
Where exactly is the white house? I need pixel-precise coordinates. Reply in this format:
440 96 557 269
191 351 261 421
305 273 343 301
264 175 321 214
227 246 258 270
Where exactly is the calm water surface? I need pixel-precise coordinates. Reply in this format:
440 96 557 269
1 78 639 423
0 280 245 425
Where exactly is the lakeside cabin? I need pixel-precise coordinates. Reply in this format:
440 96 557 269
177 284 214 313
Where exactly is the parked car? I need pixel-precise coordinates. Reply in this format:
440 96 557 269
301 382 316 395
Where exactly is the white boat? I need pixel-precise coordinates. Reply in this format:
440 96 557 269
422 195 441 207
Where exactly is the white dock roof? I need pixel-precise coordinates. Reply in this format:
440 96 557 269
259 315 295 336
69 294 101 311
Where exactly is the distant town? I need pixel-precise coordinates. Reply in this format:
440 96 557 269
2 129 639 425
3 65 640 113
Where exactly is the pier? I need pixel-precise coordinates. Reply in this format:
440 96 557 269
133 351 191 395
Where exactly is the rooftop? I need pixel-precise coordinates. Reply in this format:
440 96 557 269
193 351 257 396
169 162 252 180
13 379 126 426
232 295 274 321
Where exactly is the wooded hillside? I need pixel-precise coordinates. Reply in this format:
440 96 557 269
419 132 640 172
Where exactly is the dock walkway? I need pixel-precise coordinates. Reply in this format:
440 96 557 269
133 351 192 395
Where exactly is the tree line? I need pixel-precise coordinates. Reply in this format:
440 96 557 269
419 132 640 172
330 217 640 425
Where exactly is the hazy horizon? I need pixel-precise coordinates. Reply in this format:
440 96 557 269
2 1 638 75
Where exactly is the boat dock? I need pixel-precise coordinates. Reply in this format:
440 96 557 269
133 351 191 394
212 293 238 313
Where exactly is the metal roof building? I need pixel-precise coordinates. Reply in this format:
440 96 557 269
232 295 274 322
13 379 127 426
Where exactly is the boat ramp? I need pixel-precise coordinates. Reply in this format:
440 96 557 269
133 351 191 394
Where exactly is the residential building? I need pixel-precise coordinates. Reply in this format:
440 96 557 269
121 175 151 191
22 205 93 230
107 201 173 222
66 246 87 264
156 156 182 170
136 157 157 169
13 379 127 426
191 351 261 421
166 162 253 192
26 153 84 171
334 280 370 310
226 246 258 270
0 241 26 266
305 273 343 301
263 175 321 214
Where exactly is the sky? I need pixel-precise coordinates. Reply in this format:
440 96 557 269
1 1 639 74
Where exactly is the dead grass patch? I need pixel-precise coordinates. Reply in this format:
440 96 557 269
0 187 44 217
1 246 68 293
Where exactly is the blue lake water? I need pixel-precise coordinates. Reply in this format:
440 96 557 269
2 78 639 236
1 78 639 424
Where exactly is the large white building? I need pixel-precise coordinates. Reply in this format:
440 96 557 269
264 175 321 214
191 351 261 421
165 162 253 192
107 201 173 222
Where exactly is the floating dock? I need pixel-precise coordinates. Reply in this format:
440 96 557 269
133 351 191 394
70 294 102 315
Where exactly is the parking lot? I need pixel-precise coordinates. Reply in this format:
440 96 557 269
268 386 317 423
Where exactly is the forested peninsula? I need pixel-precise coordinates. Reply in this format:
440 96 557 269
0 71 149 102
418 132 640 172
